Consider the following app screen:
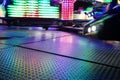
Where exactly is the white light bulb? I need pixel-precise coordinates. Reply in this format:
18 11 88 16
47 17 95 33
88 27 91 33
91 26 96 32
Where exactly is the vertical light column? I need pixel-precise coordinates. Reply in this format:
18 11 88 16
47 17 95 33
61 0 74 20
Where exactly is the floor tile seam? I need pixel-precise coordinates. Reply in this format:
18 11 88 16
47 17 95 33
21 34 73 44
0 34 72 46
1 42 120 69
16 45 120 69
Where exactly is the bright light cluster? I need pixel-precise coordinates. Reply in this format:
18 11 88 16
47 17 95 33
87 26 97 33
7 0 60 18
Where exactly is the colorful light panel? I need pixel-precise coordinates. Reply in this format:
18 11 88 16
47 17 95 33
7 0 60 18
61 0 74 20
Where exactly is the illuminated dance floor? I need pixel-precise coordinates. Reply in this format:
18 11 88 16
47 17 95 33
0 26 120 80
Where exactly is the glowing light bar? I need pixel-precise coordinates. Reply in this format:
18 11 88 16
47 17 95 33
96 0 112 3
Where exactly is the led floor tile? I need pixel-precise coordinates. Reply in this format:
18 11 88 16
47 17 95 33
21 35 120 68
0 27 120 79
0 47 120 80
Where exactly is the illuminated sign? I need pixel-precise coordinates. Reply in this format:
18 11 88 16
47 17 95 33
7 0 60 18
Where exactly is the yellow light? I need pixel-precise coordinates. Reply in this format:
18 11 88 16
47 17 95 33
118 0 120 4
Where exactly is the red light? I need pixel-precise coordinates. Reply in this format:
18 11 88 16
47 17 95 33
61 0 74 20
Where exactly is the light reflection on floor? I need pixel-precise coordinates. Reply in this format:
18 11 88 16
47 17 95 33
0 26 120 80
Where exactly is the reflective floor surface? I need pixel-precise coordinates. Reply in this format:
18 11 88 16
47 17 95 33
0 26 120 80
